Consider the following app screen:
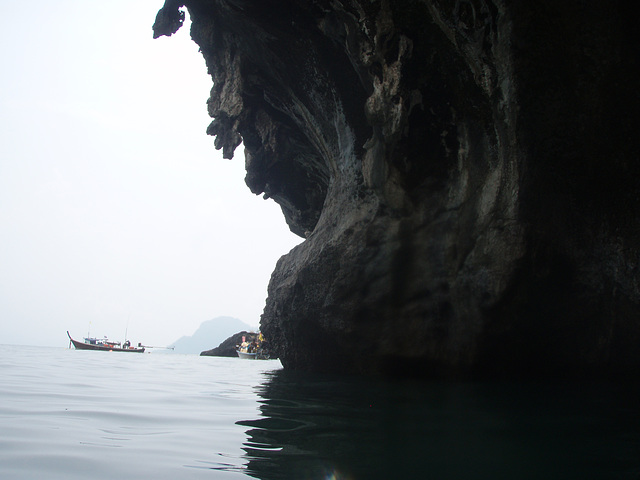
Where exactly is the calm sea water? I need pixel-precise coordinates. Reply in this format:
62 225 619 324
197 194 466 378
1 345 639 479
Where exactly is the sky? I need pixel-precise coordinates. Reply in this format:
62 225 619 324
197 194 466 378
0 1 302 348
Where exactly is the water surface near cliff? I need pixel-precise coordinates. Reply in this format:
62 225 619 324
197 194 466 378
1 345 638 479
246 371 640 479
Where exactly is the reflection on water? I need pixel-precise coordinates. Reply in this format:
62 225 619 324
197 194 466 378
240 370 640 480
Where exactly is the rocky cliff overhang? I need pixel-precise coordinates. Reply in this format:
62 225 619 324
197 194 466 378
154 0 639 378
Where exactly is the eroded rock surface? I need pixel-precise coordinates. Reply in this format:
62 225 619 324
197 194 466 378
155 0 639 378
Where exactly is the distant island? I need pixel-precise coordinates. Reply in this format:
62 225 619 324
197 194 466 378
169 316 254 354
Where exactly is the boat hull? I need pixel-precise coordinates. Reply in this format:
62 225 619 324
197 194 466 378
236 350 257 359
68 332 145 353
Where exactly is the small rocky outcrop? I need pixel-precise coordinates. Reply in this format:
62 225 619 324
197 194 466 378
157 1 639 378
200 331 258 357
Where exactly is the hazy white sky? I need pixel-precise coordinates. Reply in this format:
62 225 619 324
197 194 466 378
0 1 301 347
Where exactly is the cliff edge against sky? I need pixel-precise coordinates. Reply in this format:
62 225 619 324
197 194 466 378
154 0 639 378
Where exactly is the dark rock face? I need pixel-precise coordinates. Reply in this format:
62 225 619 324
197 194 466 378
156 0 639 378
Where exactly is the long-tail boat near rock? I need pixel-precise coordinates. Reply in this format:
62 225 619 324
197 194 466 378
236 332 272 360
67 331 145 353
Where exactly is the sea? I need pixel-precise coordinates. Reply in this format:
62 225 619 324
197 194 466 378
1 344 639 480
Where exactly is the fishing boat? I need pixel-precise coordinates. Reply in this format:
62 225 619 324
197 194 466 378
236 349 257 359
236 334 259 360
235 333 271 360
67 331 145 353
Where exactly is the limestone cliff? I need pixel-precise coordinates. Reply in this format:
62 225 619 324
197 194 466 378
155 0 639 378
